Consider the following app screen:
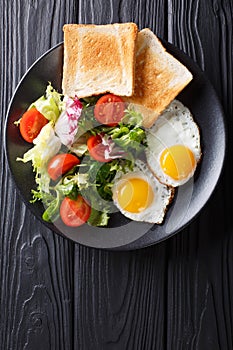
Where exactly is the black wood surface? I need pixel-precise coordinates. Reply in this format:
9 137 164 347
1 0 232 349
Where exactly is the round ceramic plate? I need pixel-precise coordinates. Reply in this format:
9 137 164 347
4 41 226 250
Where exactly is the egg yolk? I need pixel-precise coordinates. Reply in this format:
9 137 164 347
160 145 196 181
117 178 154 213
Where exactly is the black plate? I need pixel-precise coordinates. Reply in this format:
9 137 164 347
4 41 226 250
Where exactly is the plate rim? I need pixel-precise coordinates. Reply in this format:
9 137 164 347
4 40 227 251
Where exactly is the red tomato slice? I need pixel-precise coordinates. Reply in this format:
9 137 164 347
87 135 112 163
94 94 125 126
60 195 91 227
19 107 48 143
47 153 80 181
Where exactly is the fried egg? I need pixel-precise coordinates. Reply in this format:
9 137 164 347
112 160 173 224
145 100 201 187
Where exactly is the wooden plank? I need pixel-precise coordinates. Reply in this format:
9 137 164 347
0 1 76 349
77 0 166 37
166 0 233 348
73 1 169 348
74 244 168 349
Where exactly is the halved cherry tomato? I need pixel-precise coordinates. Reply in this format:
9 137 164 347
47 153 80 181
60 195 91 227
87 134 111 163
19 107 48 143
94 94 125 126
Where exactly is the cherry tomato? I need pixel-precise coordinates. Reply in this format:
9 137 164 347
60 195 91 227
87 135 111 163
94 94 125 126
19 107 48 143
47 153 80 181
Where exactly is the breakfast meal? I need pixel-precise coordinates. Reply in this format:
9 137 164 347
16 22 201 228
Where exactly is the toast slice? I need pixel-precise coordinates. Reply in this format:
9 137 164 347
124 29 193 128
62 23 138 98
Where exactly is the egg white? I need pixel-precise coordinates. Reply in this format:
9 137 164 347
112 160 173 224
145 100 201 187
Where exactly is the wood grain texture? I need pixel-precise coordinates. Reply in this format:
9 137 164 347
74 244 168 349
1 0 233 349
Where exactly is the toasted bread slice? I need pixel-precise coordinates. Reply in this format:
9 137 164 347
62 23 138 98
124 29 193 128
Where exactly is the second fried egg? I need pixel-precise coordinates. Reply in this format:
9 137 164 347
145 100 201 187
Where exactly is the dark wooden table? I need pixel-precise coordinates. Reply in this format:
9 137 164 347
1 0 232 349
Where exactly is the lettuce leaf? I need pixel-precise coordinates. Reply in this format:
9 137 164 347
87 208 109 227
29 83 64 123
17 122 61 193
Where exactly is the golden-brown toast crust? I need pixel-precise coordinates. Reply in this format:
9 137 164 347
62 23 138 98
124 29 193 128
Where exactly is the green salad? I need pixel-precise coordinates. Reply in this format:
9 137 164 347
17 84 147 227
